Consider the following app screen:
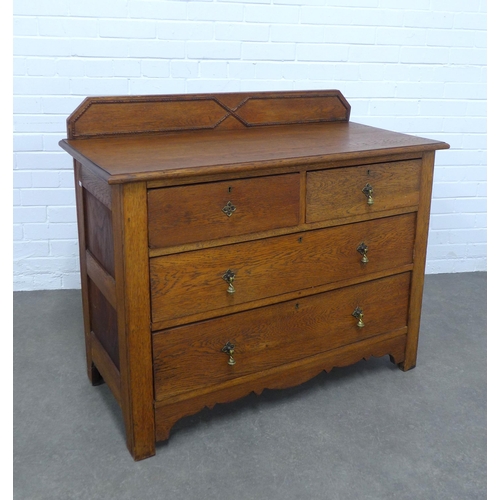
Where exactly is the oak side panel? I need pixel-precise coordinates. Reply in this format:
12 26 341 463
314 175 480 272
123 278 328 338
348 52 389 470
112 182 156 461
84 189 115 278
90 331 121 405
80 164 112 209
88 278 120 370
85 250 117 310
401 151 436 371
74 161 102 385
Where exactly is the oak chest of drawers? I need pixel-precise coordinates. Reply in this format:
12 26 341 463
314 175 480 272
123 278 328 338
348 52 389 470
59 90 449 461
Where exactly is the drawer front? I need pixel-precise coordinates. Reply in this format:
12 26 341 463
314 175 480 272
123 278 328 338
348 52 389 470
306 159 421 223
148 173 300 248
150 213 416 324
153 272 411 402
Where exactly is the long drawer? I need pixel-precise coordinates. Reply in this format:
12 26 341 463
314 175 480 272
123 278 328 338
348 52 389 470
150 213 416 325
152 272 411 402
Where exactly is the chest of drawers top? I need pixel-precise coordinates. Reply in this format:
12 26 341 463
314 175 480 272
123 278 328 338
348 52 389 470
59 90 449 461
60 90 447 184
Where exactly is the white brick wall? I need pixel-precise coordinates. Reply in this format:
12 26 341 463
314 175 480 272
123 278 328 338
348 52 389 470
13 0 487 290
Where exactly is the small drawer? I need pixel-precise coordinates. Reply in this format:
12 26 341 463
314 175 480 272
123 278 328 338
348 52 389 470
148 174 300 248
150 213 416 325
306 159 421 223
152 272 411 402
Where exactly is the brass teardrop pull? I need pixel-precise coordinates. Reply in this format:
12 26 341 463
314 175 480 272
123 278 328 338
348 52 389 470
362 184 374 205
357 242 369 263
222 341 236 366
352 307 365 328
222 269 236 294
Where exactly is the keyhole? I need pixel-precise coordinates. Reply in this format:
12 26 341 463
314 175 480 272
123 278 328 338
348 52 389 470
298 237 302 243
295 303 300 310
228 186 232 193
367 169 371 175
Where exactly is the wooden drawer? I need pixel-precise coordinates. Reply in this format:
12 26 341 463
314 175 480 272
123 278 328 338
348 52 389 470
306 159 421 223
153 272 411 402
150 213 416 325
148 174 300 248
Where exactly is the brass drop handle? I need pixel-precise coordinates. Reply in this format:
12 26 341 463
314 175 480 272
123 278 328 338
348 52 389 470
362 183 374 205
222 269 236 294
357 242 369 263
222 201 236 217
222 341 236 366
352 307 365 328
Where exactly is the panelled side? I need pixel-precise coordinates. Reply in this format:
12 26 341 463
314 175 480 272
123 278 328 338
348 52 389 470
76 166 156 460
74 161 100 385
74 162 121 398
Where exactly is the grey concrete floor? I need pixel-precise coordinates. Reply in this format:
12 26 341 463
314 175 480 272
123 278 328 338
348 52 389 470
14 272 486 500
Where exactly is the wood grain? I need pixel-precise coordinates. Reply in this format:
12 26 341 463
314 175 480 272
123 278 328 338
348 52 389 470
90 331 121 406
112 182 156 461
66 90 350 139
59 90 450 460
149 205 418 259
153 272 411 402
80 164 112 209
148 173 300 248
74 162 102 385
59 121 449 185
235 94 348 126
85 250 116 309
84 189 115 279
155 330 407 440
88 278 120 370
145 151 423 190
306 158 421 222
152 264 414 331
402 151 436 371
150 213 416 324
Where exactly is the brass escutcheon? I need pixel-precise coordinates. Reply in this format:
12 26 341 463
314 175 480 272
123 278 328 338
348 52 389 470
362 184 374 205
357 242 369 263
222 269 236 294
352 306 365 328
222 201 236 217
222 341 236 366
